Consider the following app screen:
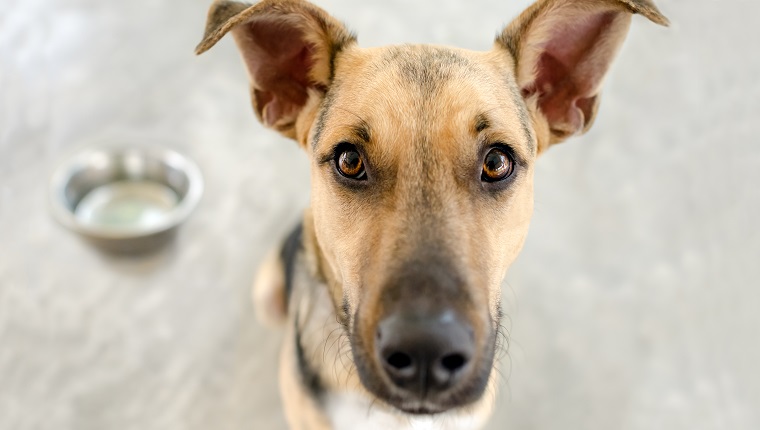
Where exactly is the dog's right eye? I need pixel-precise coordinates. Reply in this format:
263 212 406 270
481 147 514 183
335 144 367 180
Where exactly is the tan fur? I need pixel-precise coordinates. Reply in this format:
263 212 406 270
198 0 668 428
252 248 287 327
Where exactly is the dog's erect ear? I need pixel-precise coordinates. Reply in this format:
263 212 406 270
196 0 356 142
496 0 668 151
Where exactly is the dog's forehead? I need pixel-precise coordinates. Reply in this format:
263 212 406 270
312 44 534 158
367 45 488 93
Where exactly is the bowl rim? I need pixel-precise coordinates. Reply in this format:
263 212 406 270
49 145 204 240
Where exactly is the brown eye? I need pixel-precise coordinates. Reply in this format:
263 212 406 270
336 146 366 180
481 147 514 182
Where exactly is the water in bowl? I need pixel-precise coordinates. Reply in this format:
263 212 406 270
74 180 179 231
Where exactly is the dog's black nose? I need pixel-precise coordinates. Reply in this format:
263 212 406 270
376 310 474 395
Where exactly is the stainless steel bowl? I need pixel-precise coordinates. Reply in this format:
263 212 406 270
50 146 203 253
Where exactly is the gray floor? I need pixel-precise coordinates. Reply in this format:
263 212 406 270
1 0 759 429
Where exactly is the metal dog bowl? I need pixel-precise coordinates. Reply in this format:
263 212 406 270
50 146 203 253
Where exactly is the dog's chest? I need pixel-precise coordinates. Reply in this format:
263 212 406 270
325 392 486 430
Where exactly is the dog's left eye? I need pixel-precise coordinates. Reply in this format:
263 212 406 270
335 144 367 180
481 147 514 182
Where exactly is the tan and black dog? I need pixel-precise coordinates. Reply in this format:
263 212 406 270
196 0 668 428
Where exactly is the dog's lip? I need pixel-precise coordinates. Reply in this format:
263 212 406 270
396 400 447 415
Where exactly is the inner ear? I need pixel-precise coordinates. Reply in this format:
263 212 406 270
498 0 668 149
235 18 319 127
524 11 623 138
195 0 357 142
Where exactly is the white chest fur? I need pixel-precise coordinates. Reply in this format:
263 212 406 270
325 391 488 430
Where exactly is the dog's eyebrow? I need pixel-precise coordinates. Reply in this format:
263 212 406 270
478 99 535 155
312 99 371 148
473 113 490 134
474 108 534 161
349 121 371 143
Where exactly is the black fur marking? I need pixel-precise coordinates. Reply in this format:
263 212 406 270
382 46 476 98
327 28 356 83
295 312 325 401
339 295 350 330
311 88 336 148
474 113 491 133
510 82 536 154
350 122 371 143
280 222 304 307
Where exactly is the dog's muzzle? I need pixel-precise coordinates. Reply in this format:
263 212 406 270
351 260 495 414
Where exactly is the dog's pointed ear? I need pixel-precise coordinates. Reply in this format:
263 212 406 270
496 0 668 151
196 0 356 143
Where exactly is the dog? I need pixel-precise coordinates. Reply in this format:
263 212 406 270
196 0 668 428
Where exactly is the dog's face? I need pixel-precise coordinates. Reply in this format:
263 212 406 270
308 45 535 412
197 0 667 415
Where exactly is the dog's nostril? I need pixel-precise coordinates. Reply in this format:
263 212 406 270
376 310 475 394
440 353 467 372
386 352 413 370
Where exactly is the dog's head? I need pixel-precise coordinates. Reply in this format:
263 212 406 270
197 0 667 415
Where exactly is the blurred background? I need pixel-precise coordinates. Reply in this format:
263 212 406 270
1 0 758 429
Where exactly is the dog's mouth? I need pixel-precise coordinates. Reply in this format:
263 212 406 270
397 401 447 415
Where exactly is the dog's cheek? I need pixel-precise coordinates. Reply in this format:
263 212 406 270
309 174 344 281
484 176 535 295
310 174 373 304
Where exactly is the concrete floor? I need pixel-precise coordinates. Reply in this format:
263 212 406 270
1 0 759 429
